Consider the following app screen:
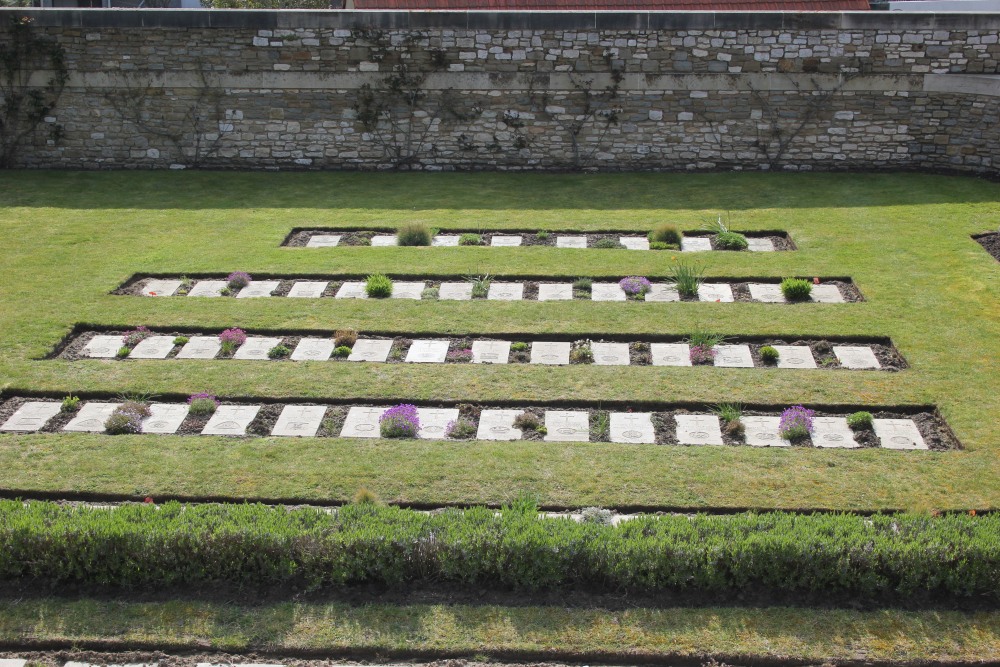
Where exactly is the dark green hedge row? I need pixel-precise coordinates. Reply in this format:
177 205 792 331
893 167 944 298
1 500 998 602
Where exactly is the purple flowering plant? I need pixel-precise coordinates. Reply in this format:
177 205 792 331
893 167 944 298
218 328 247 346
689 344 717 365
187 392 220 417
379 403 421 438
447 348 474 363
122 326 153 348
779 405 815 441
226 271 252 289
619 276 652 297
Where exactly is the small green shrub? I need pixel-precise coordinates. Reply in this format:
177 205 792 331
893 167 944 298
115 347 131 359
334 329 358 348
366 273 393 298
60 395 80 413
781 278 813 301
512 412 544 432
510 341 529 352
536 231 550 241
332 345 353 358
220 341 238 356
173 336 189 346
760 345 780 363
572 277 592 292
649 241 678 250
187 393 219 417
267 344 291 359
716 231 749 250
466 274 492 298
421 287 440 300
579 507 614 525
650 223 682 245
570 342 594 363
668 260 705 298
847 411 874 430
458 233 483 246
445 418 477 439
397 223 432 246
593 238 625 249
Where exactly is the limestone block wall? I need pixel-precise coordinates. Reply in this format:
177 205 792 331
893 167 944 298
2 9 999 173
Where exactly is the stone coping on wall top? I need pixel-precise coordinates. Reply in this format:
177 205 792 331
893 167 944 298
6 8 1000 31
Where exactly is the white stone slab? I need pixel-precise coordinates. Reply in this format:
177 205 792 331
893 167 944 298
130 336 176 359
187 280 227 297
391 281 426 299
592 282 627 301
142 279 181 297
530 341 571 365
748 283 787 303
341 406 387 438
477 409 524 440
64 402 120 432
487 282 524 300
556 235 587 248
742 416 791 447
812 416 860 448
873 419 928 450
472 340 510 364
432 235 461 246
232 337 283 360
438 282 473 300
833 346 881 369
714 344 754 368
490 235 522 247
645 284 681 302
371 234 398 246
675 414 724 445
176 336 221 359
747 237 775 252
306 234 342 248
287 281 328 298
336 281 368 299
1 401 61 432
544 410 590 442
772 345 817 369
348 339 393 362
810 284 846 303
592 342 631 365
405 339 450 363
610 412 655 444
82 335 125 358
0 660 27 667
698 283 734 302
202 405 261 436
291 338 335 361
272 405 327 437
417 407 460 439
620 236 650 250
537 283 573 301
681 237 712 252
650 343 691 366
141 403 189 434
236 280 280 298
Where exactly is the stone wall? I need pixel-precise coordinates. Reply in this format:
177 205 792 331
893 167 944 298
2 9 999 172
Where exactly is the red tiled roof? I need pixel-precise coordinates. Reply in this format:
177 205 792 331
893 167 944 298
353 0 869 10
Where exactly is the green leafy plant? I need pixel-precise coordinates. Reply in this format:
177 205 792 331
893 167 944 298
510 341 529 352
713 403 745 437
267 344 291 359
781 278 813 301
458 233 483 246
715 231 749 250
847 411 874 430
397 222 432 246
572 277 592 293
760 345 780 363
60 395 80 413
466 273 492 298
115 346 130 359
649 241 678 250
421 287 439 299
513 412 545 434
332 345 352 358
592 411 610 440
593 238 625 249
668 260 705 298
187 393 219 417
172 336 189 346
366 273 393 298
649 223 681 245
570 341 594 364
535 231 550 241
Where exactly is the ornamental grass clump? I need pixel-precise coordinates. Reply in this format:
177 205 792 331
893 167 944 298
781 277 813 301
759 345 780 364
218 328 247 355
122 326 152 348
458 233 483 246
226 271 252 289
366 273 393 298
714 403 744 437
379 404 420 438
619 276 652 298
668 260 705 298
779 405 815 442
187 393 220 417
333 329 358 348
466 274 492 298
397 223 432 246
687 331 726 365
649 223 682 246
715 230 749 250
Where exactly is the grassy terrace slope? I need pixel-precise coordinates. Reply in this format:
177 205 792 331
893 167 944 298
0 171 998 510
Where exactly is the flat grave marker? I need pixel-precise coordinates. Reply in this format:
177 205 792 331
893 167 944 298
64 402 120 432
142 403 190 434
646 284 680 302
556 235 587 249
336 282 368 299
187 280 227 297
287 281 328 298
142 279 181 297
340 406 386 438
348 339 393 362
714 344 754 368
538 283 573 301
747 237 776 251
742 416 791 447
391 282 426 299
272 405 327 437
291 338 335 361
591 283 627 301
405 339 450 363
833 346 881 369
472 340 511 364
811 416 860 448
698 283 735 302
810 284 846 303
488 282 525 301
530 341 571 365
873 418 928 450
130 336 176 359
681 237 712 252
82 335 124 358
650 343 691 366
748 283 787 303
772 345 817 369
417 407 460 439
305 234 341 248
202 405 261 436
591 342 630 365
544 410 590 442
610 412 655 443
439 282 473 300
236 280 280 298
1 401 62 432
370 235 398 246
177 336 221 359
491 235 522 247
433 235 460 246
476 409 523 440
675 414 724 445
620 236 650 250
233 337 283 360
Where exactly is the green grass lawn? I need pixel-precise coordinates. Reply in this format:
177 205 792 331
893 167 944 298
1 171 998 511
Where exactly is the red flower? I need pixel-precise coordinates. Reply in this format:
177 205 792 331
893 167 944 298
970 509 977 516
144 496 154 504
813 277 821 285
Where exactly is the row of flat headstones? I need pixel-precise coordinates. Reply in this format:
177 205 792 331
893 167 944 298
83 335 883 369
142 279 845 303
1 400 927 449
0 662 280 667
306 234 775 252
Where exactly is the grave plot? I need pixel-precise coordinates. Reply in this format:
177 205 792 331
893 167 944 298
973 231 1000 263
55 328 906 371
0 395 957 451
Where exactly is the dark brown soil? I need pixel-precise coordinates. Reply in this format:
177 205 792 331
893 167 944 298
247 404 283 436
973 231 1000 262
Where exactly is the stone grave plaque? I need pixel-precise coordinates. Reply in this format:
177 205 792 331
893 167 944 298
405 339 450 363
336 282 368 299
620 236 650 250
674 414 724 445
714 344 754 368
873 418 928 450
698 283 734 302
591 283 627 301
537 283 573 301
439 282 473 300
141 403 190 434
472 340 511 364
82 335 125 358
810 284 846 303
488 282 524 300
130 336 176 359
650 343 691 366
202 405 261 436
177 336 221 359
390 281 426 299
477 409 523 440
306 234 342 248
287 281 328 298
432 235 460 246
370 235 398 246
556 235 587 249
747 237 775 252
833 346 881 369
272 405 327 437
742 416 790 447
646 284 680 302
812 416 860 448
233 337 282 360
610 412 655 444
348 339 393 362
64 402 120 432
748 283 787 303
236 280 280 298
291 338 335 361
417 407 460 439
187 280 227 297
772 345 817 369
681 237 712 252
530 341 571 365
543 410 590 442
1 401 61 432
341 406 387 438
591 342 630 365
142 279 181 297
490 235 522 247
0 659 27 667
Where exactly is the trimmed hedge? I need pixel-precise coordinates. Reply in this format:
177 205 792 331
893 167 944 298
0 500 998 602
